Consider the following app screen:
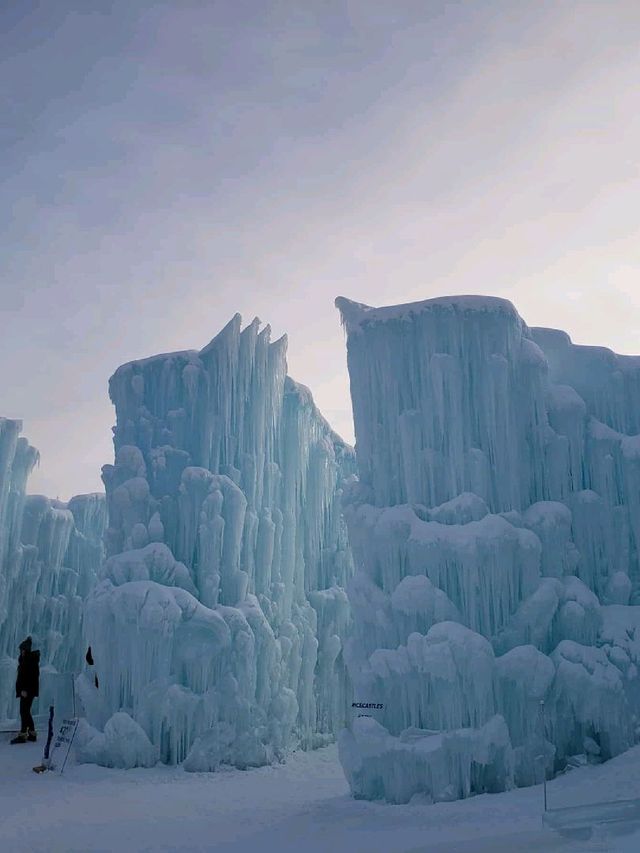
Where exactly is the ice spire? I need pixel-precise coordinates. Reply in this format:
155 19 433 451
82 314 354 768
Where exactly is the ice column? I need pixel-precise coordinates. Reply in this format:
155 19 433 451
0 418 106 721
337 295 640 803
82 315 354 768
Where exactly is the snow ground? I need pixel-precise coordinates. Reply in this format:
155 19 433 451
2 738 640 852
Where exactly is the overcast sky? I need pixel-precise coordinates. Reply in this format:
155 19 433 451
2 0 640 499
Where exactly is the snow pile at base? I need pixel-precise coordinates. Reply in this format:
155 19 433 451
336 295 640 803
82 315 354 768
76 712 158 769
339 713 513 804
0 418 106 721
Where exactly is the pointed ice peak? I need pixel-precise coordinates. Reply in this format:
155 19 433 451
240 316 261 341
200 313 242 357
335 296 373 333
336 294 519 334
258 323 271 343
269 333 288 354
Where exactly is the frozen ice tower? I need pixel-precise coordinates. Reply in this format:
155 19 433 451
336 295 640 803
79 316 354 769
0 418 106 722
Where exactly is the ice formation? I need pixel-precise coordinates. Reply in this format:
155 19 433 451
336 295 640 803
0 418 105 722
81 315 354 769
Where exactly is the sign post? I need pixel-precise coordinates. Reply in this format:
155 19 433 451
48 716 79 775
33 706 55 773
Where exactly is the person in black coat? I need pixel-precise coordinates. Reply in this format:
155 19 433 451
11 636 40 744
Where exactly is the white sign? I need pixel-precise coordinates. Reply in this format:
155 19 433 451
49 717 79 774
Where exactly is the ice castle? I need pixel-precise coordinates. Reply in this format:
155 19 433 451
2 295 640 803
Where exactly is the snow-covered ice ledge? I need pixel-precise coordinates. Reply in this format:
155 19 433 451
335 295 521 335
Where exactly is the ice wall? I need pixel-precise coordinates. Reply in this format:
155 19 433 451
82 315 354 769
336 295 640 803
0 418 106 721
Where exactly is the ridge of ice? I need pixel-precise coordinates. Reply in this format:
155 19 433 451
336 295 521 335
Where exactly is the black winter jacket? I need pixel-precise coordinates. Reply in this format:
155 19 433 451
16 650 40 698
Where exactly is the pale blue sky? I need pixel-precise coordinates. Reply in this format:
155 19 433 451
2 1 640 498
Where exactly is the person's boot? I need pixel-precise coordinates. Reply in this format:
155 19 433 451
10 732 27 744
27 730 37 742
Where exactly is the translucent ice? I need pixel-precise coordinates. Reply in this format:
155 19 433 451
84 316 354 768
77 711 159 769
0 418 106 721
339 713 513 804
337 295 640 802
